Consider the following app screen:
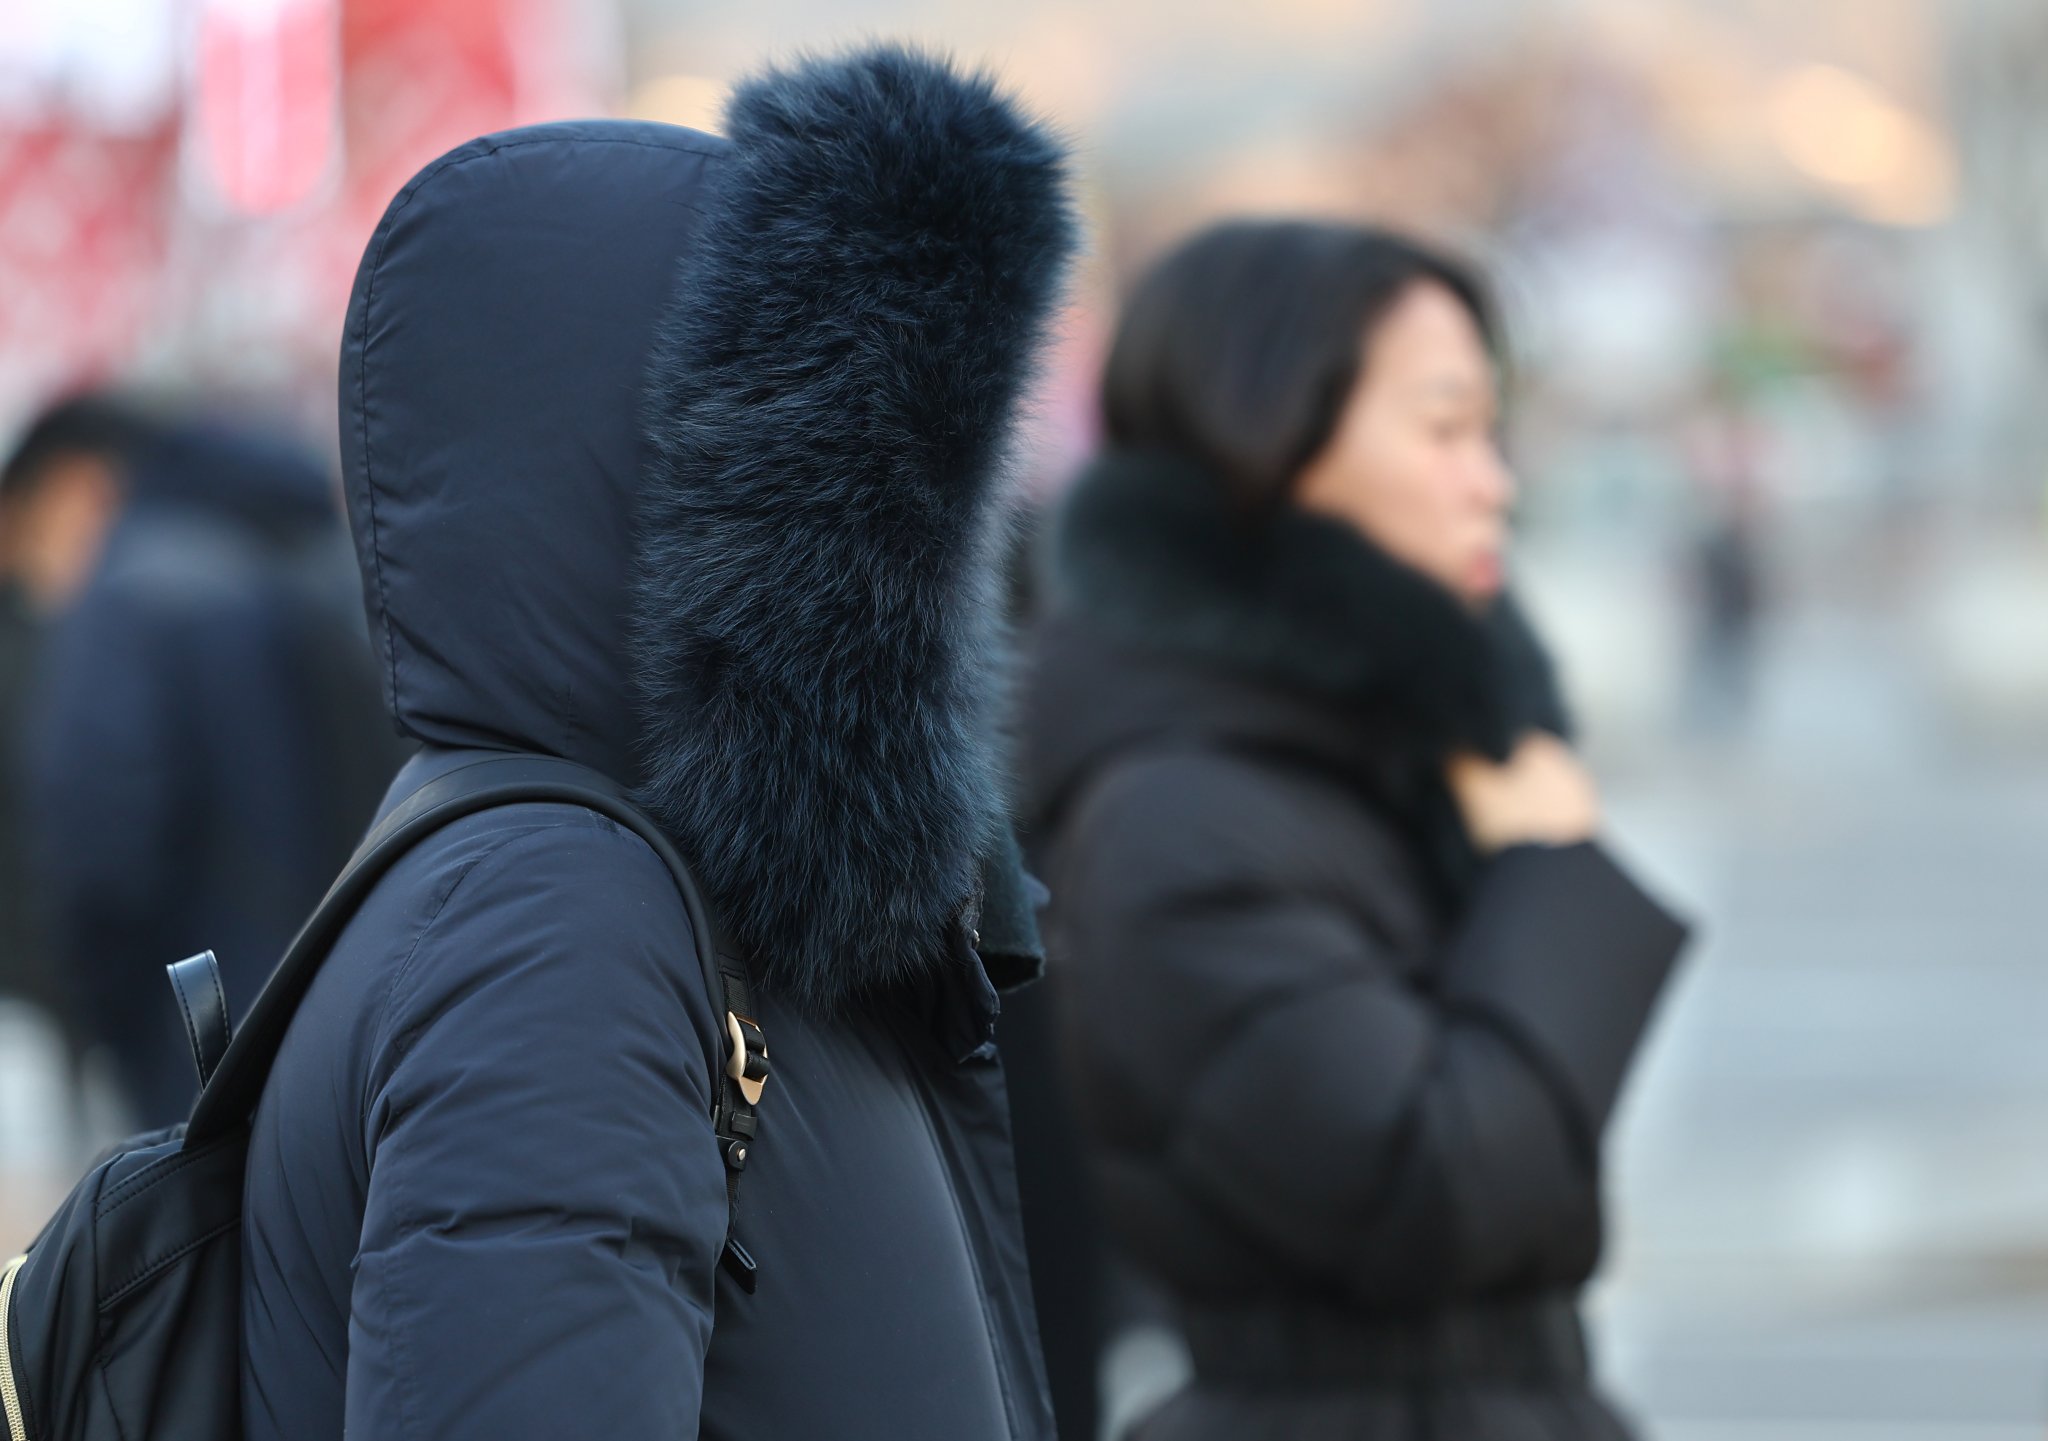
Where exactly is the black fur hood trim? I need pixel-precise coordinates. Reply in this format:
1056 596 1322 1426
1052 450 1569 762
631 46 1075 1011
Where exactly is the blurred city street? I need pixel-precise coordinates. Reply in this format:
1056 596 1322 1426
1589 581 2048 1440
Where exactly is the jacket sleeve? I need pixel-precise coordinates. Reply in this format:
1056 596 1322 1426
1057 754 1687 1307
346 820 730 1440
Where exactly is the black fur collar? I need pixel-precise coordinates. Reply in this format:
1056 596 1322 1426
630 47 1074 1013
1052 450 1568 763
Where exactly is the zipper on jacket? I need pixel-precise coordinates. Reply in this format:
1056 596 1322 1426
0 1253 28 1441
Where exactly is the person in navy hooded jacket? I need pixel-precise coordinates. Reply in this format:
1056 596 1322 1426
238 46 1076 1441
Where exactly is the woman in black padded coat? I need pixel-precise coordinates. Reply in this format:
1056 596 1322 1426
1018 221 1690 1440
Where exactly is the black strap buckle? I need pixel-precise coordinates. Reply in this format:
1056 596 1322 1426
720 1236 759 1289
712 948 766 1295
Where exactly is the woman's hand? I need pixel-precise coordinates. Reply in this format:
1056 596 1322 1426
1445 732 1601 855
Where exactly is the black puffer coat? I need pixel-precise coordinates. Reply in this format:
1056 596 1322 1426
1019 453 1688 1440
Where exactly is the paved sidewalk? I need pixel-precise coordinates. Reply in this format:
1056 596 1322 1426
1592 606 2048 1439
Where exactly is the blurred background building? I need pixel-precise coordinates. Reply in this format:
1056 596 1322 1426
5 1 2048 1436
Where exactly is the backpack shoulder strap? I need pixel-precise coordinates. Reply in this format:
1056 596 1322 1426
182 752 766 1291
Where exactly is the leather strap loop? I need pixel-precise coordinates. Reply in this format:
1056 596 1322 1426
165 951 232 1090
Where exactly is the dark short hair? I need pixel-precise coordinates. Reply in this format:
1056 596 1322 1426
1101 219 1498 511
0 394 152 507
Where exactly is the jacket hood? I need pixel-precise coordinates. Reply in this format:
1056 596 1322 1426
341 47 1074 1009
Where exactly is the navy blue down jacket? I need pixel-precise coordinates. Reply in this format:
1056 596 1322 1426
239 46 1075 1441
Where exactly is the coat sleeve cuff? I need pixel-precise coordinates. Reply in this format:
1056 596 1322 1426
1437 840 1689 1145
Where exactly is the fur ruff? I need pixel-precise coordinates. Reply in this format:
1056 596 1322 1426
1052 450 1570 763
631 46 1075 1011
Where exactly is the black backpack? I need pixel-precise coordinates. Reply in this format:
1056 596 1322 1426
0 753 768 1441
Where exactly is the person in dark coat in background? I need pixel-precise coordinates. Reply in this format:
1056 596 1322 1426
239 46 1075 1441
0 400 144 1062
0 581 42 1011
1018 222 1690 1441
21 405 405 1129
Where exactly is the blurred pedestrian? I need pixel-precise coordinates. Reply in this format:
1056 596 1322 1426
238 46 1074 1441
1019 221 1689 1440
1681 389 1769 732
16 400 403 1129
0 399 149 1070
1692 501 1763 725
